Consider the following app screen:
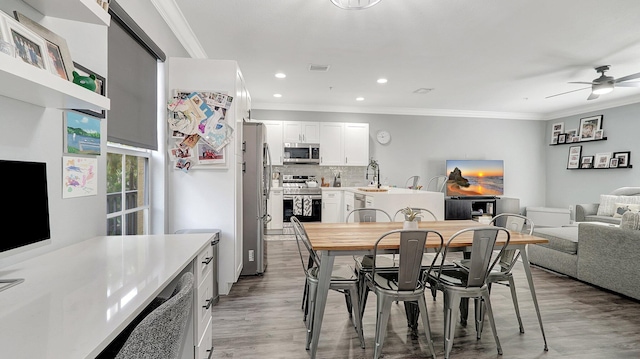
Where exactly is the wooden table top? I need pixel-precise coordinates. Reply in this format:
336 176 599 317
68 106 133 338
303 220 549 251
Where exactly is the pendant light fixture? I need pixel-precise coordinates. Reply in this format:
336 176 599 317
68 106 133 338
330 0 382 10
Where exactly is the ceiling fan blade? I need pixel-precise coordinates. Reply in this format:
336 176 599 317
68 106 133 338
614 72 640 83
568 81 597 85
545 87 590 99
587 92 600 100
615 82 640 88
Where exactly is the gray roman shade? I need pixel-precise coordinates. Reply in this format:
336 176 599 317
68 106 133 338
108 1 166 150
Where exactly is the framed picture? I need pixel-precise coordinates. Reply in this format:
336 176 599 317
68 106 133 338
578 115 603 141
551 122 564 144
64 110 102 156
14 11 73 80
4 13 48 71
571 136 580 143
565 128 578 140
581 156 594 169
594 152 611 168
609 158 619 168
557 133 567 144
567 145 582 169
72 62 106 118
594 129 604 140
613 151 630 168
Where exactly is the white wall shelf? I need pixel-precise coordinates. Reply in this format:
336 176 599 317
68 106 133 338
0 56 110 110
22 0 110 26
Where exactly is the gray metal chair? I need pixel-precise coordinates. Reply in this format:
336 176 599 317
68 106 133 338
393 207 439 222
365 229 443 359
427 226 510 359
115 271 194 359
346 208 392 223
291 216 365 350
405 175 421 189
427 175 448 192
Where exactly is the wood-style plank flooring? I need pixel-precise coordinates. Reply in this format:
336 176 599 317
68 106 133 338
211 238 640 358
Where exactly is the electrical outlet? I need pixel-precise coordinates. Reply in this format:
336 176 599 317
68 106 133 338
249 249 254 262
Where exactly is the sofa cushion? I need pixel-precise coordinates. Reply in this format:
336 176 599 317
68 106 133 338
532 227 579 255
596 195 640 216
620 211 640 230
613 203 640 218
584 215 622 225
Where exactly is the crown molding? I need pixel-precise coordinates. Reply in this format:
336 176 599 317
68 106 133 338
542 95 640 120
150 0 207 59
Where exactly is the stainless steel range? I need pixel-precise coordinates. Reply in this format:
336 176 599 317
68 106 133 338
282 175 322 230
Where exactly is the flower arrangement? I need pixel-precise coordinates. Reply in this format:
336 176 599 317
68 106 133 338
400 207 422 222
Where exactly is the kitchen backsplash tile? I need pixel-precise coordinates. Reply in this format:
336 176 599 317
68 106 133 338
273 165 368 187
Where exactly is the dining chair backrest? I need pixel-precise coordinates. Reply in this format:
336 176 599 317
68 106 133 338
291 216 320 275
437 227 510 288
489 213 533 272
393 207 438 222
345 208 392 223
405 175 421 189
426 175 448 192
372 229 444 291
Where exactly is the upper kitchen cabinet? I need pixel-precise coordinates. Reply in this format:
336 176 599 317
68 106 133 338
319 122 369 166
283 121 320 143
262 120 284 165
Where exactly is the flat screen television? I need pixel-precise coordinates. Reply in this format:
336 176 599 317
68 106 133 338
445 159 504 197
0 160 51 253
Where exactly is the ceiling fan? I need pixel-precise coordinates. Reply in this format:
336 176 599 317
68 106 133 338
546 65 640 100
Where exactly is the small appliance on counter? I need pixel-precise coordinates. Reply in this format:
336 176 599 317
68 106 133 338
333 172 341 187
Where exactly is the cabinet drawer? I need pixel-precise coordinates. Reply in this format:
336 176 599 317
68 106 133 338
195 244 214 287
196 317 214 359
197 269 214 341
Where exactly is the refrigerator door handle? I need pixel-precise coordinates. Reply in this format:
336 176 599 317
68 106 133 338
265 143 273 196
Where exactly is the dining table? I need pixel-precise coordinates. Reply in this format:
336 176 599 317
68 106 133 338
303 219 550 358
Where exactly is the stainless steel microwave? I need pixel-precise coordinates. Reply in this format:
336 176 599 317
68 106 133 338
283 143 320 164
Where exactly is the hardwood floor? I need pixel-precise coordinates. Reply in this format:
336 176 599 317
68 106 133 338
211 239 640 358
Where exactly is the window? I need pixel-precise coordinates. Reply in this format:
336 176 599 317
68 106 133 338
107 145 150 235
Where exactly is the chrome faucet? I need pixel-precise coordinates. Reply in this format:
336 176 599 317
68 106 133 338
366 159 381 188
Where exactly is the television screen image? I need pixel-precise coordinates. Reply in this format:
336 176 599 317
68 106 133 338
445 159 504 197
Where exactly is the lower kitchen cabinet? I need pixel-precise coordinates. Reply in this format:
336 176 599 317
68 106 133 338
322 189 343 223
267 188 283 233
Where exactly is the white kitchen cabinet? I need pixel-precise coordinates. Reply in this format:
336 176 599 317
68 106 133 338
319 122 345 166
262 120 284 165
267 188 284 232
344 191 355 220
344 123 370 166
322 189 343 223
283 121 320 143
365 195 374 208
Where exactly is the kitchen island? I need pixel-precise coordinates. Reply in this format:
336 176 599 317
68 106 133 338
321 187 444 222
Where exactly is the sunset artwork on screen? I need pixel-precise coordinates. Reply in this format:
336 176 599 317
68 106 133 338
445 160 504 197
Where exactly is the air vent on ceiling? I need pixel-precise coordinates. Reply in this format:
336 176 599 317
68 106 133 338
309 64 330 72
413 88 434 94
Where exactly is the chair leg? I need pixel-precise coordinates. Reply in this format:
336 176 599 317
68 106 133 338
360 275 370 320
482 291 503 355
374 294 393 359
507 276 525 334
443 291 461 359
417 295 437 358
302 280 308 321
344 291 353 319
474 297 484 340
305 280 317 351
348 286 365 349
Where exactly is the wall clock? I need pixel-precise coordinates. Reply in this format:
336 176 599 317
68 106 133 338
376 130 391 144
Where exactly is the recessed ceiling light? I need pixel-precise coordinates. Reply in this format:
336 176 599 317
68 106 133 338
275 73 286 79
273 94 282 98
356 97 365 101
377 78 388 84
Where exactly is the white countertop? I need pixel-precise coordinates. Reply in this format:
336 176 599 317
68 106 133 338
321 186 437 195
0 234 213 359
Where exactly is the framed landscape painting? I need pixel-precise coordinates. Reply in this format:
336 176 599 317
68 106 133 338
64 110 101 156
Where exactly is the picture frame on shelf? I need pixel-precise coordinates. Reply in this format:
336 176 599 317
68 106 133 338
72 62 106 118
581 156 594 169
571 136 580 143
558 133 567 144
13 11 74 80
609 158 619 168
594 129 604 140
567 145 581 169
594 152 611 168
551 122 564 144
3 13 48 71
578 115 603 141
613 151 630 168
566 128 578 140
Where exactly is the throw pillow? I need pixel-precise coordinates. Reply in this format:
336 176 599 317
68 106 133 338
620 211 640 230
597 195 640 216
613 203 640 218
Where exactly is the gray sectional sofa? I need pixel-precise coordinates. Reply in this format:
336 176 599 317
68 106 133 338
528 223 640 301
575 187 640 225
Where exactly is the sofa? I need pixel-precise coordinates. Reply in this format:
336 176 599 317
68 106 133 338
528 220 640 301
575 187 640 225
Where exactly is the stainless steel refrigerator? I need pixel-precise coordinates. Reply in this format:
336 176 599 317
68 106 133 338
241 122 272 275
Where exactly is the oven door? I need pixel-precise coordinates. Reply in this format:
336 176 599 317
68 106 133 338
283 195 322 222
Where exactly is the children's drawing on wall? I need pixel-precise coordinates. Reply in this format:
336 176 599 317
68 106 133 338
62 156 97 198
167 90 233 171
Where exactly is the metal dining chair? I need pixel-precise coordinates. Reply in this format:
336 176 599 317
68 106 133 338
426 175 448 193
393 207 439 222
427 226 510 359
405 175 421 189
365 229 443 359
291 216 365 350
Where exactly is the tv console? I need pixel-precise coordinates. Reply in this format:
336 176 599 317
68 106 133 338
445 196 520 220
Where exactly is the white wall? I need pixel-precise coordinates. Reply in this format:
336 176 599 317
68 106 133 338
252 110 548 212
545 102 640 210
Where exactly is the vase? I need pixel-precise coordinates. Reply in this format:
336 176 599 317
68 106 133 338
403 220 418 229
